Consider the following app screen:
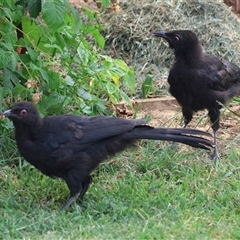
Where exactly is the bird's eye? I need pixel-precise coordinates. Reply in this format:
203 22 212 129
174 35 180 41
20 109 27 116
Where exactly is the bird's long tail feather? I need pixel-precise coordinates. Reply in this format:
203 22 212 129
122 126 213 150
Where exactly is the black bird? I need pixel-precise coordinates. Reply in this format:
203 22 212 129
153 29 240 160
2 101 212 210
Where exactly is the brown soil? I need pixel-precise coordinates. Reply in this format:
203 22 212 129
69 0 100 11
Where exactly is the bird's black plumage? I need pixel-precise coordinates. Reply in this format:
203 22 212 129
2 101 213 209
153 29 240 160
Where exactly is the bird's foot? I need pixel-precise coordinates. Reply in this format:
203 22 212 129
210 148 220 160
60 195 78 210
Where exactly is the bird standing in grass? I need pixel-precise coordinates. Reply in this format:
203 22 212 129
2 101 212 210
153 29 240 160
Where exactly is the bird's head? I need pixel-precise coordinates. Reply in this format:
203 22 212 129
153 30 201 57
2 101 41 126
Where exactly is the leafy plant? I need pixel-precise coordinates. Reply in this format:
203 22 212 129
0 0 135 161
0 0 135 117
141 74 154 99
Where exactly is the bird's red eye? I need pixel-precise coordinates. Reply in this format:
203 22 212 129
20 109 27 116
174 35 180 41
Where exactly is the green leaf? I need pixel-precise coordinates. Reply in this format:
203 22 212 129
41 92 68 114
4 32 17 45
141 74 154 99
65 75 75 86
42 0 67 31
79 103 92 115
22 17 52 53
110 66 126 77
2 0 14 9
26 47 39 61
113 59 129 71
122 69 136 94
28 0 42 18
106 82 118 95
108 92 119 104
111 73 120 87
120 90 133 108
0 88 2 112
9 52 19 71
77 43 90 65
2 68 20 90
64 5 82 35
0 49 12 68
110 59 131 77
12 84 28 98
44 43 63 53
0 87 12 110
39 68 49 84
54 32 66 49
19 53 31 64
102 55 113 68
82 7 98 20
78 88 92 101
94 99 107 112
47 70 61 90
101 0 110 8
91 29 105 49
2 7 14 21
0 20 14 37
81 25 105 49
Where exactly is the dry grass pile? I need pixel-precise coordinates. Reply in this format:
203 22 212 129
97 0 240 93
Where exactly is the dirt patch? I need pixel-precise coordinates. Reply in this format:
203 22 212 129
69 0 97 11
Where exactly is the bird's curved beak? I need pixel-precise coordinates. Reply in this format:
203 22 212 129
153 31 167 38
2 109 11 116
153 31 173 48
153 31 172 42
1 109 14 119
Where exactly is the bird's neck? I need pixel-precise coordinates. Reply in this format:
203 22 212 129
13 118 42 140
175 44 203 65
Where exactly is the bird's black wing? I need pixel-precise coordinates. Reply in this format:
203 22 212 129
36 115 146 153
203 54 240 91
74 116 147 144
28 115 146 172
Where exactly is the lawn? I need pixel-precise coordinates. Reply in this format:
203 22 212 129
1 0 240 238
1 140 240 239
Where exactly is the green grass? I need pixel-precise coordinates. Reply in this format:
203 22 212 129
1 141 240 239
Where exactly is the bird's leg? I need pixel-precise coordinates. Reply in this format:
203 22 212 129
208 108 220 160
61 194 79 210
211 130 220 160
61 174 92 210
182 122 188 128
61 176 84 210
76 176 92 204
182 108 193 129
